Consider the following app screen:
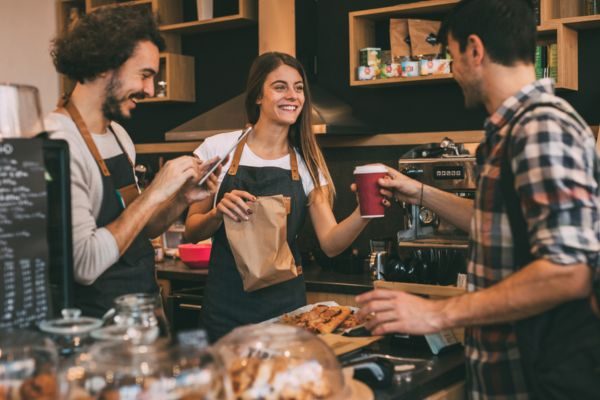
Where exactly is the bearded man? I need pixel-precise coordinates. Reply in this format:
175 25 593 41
46 6 218 317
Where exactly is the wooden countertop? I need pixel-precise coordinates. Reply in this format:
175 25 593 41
156 259 373 294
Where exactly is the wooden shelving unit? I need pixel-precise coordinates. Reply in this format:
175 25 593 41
136 124 597 153
536 23 578 91
351 73 454 88
138 53 195 103
56 0 86 95
85 0 182 26
348 0 460 88
160 0 257 35
135 141 200 154
560 14 600 30
348 0 599 92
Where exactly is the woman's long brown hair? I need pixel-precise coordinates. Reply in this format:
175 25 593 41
244 52 335 206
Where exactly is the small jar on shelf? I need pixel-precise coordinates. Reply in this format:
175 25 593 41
156 80 167 97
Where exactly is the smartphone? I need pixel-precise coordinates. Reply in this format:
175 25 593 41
196 126 253 186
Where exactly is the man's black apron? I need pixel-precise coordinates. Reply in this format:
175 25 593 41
202 139 308 342
62 101 157 318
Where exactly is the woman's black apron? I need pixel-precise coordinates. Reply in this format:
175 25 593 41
62 101 157 318
202 140 308 342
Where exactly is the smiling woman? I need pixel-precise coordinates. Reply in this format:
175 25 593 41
185 52 384 342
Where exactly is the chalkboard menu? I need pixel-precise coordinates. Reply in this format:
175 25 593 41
0 138 51 329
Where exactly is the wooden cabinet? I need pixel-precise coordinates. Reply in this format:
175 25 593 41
138 53 195 103
348 0 458 88
348 0 600 91
160 0 257 35
59 0 193 102
56 0 86 95
85 0 182 26
68 0 258 103
536 23 578 91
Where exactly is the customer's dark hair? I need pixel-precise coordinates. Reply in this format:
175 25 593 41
51 6 165 83
439 0 536 65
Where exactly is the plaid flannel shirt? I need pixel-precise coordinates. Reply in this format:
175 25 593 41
465 79 600 399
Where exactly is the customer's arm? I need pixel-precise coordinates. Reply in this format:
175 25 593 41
378 166 473 233
356 260 593 335
359 113 600 334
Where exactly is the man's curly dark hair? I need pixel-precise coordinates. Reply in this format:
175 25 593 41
52 6 166 83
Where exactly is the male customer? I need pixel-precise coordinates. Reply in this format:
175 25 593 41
357 0 600 398
46 7 218 317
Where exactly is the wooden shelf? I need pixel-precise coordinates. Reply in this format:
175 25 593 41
85 0 182 25
138 53 195 103
135 142 200 154
57 0 86 95
536 23 578 91
137 126 600 154
374 280 466 298
350 0 460 19
160 14 256 34
348 0 597 91
560 14 600 30
348 0 459 88
352 74 454 87
317 130 484 148
160 0 257 35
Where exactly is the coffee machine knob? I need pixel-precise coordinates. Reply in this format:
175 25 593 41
369 251 387 281
418 207 436 225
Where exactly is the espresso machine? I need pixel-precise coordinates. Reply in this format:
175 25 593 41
370 138 477 286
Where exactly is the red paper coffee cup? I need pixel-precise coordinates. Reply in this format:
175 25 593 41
354 164 387 218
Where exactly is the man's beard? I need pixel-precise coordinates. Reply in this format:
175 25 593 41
461 78 484 109
102 74 145 121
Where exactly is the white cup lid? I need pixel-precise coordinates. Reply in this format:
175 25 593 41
353 164 387 174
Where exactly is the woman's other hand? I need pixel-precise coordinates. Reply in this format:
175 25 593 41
216 190 256 222
350 179 393 208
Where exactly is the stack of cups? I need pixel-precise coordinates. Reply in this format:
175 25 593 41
354 164 388 218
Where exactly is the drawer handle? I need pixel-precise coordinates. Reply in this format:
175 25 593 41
179 303 202 311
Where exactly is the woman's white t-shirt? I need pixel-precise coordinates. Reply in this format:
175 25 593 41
194 130 327 198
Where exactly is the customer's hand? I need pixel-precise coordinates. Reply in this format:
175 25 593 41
216 190 256 222
355 289 445 335
147 156 219 204
350 182 393 208
377 167 423 205
591 293 600 318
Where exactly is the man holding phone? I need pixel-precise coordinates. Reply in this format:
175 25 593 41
46 6 219 317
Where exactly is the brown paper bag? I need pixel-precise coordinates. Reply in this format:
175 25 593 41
408 19 442 56
224 194 299 292
390 18 411 60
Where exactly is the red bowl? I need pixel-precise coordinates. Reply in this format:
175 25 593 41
178 243 211 269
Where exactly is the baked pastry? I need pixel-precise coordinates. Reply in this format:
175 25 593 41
229 355 332 399
19 373 58 400
337 311 361 331
280 305 352 334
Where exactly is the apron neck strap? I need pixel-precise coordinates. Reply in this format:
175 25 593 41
228 134 300 181
58 96 135 176
288 145 300 181
61 98 111 177
227 135 247 176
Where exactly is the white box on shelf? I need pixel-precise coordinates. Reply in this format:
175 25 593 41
196 0 213 20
